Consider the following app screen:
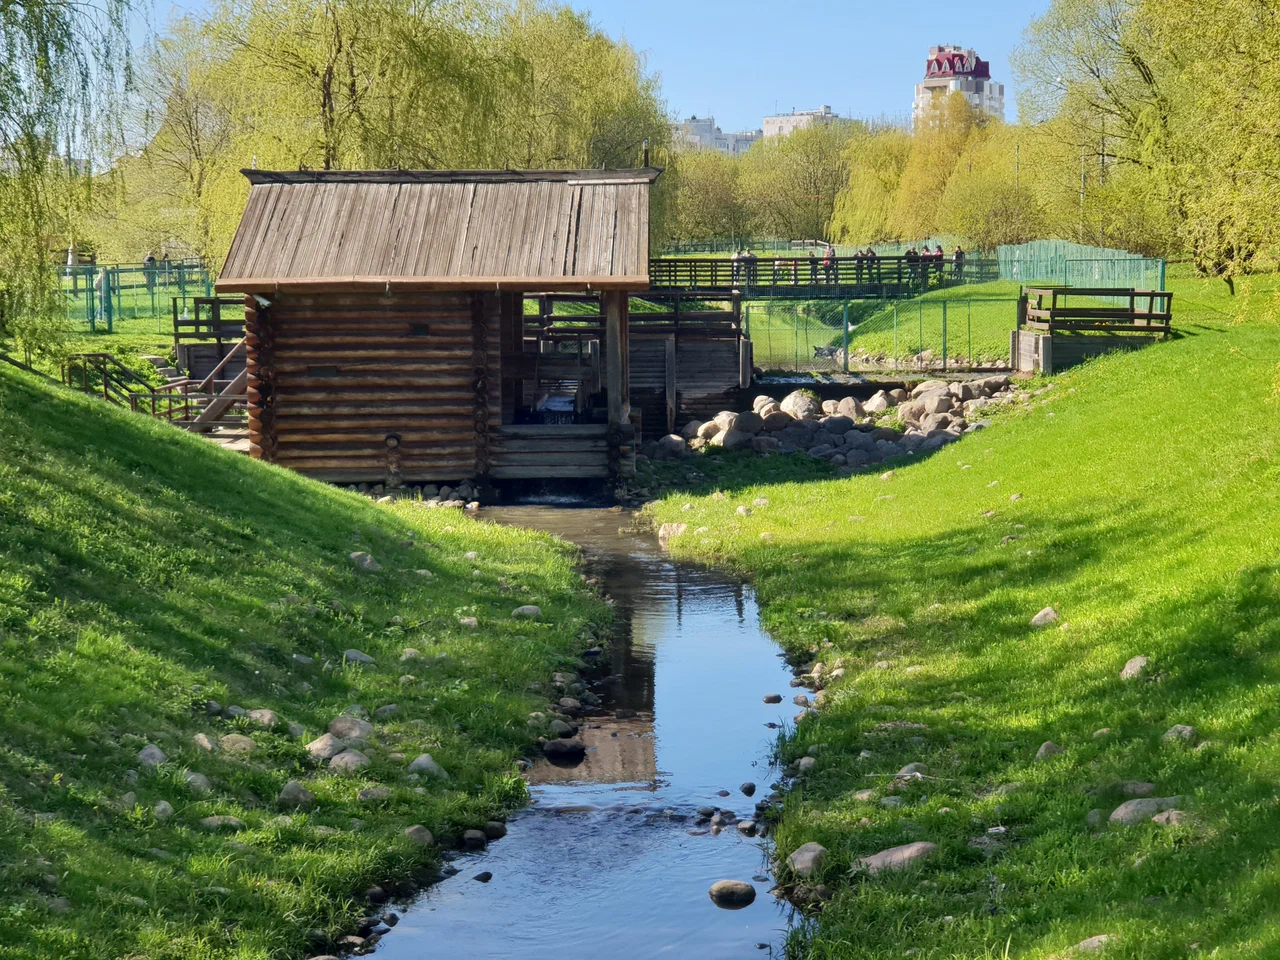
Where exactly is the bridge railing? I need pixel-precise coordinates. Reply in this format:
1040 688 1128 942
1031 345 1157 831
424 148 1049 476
648 255 999 293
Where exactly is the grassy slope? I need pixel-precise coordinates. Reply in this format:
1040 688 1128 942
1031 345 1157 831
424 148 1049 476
0 367 608 960
652 272 1280 959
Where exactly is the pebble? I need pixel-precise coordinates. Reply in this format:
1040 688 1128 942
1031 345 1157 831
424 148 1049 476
762 694 783 704
1163 724 1197 743
1030 606 1059 627
1121 655 1151 680
407 753 451 779
1035 741 1064 761
473 871 493 883
278 782 315 809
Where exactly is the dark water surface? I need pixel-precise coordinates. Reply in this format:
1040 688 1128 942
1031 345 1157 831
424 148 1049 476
374 505 798 959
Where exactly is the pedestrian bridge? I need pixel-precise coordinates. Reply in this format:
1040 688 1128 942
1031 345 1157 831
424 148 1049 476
648 255 998 299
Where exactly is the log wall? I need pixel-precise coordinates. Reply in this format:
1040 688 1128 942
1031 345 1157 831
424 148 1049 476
244 291 500 484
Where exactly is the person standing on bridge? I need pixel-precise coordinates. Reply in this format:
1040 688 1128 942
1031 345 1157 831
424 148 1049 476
953 245 965 280
731 248 742 286
823 244 836 284
808 250 818 285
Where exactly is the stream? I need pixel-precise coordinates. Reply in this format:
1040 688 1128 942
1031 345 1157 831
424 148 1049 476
373 504 799 959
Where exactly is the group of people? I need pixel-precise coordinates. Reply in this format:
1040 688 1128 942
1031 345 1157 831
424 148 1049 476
726 243 966 287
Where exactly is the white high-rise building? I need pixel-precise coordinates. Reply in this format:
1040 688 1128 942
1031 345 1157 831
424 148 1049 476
671 116 762 157
912 46 1005 125
762 105 840 139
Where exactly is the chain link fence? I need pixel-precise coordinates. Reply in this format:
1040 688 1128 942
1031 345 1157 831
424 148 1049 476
55 260 214 334
745 297 1020 373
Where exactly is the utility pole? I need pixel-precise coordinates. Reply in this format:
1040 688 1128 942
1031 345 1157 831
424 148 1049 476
1100 116 1107 185
1079 146 1087 242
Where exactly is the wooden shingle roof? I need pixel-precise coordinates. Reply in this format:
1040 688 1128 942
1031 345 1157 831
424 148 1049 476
216 168 662 294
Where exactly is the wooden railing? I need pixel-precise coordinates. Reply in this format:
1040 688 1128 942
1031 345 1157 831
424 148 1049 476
61 352 248 431
1020 287 1173 333
648 255 999 294
172 296 245 345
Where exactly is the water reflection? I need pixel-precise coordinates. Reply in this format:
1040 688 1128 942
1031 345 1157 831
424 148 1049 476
375 506 796 960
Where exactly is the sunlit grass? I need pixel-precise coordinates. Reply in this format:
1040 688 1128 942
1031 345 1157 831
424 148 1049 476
652 270 1280 958
0 369 609 959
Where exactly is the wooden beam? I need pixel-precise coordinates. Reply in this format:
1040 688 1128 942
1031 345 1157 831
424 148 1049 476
664 336 676 435
605 290 627 428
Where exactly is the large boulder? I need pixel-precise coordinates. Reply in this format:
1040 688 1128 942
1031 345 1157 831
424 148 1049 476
836 396 865 419
543 738 586 764
653 434 688 461
780 390 822 421
821 400 840 415
734 411 765 435
864 391 891 414
715 430 754 452
786 841 827 878
696 420 723 441
856 842 938 875
758 401 781 418
911 379 948 399
680 420 704 440
752 395 775 412
920 394 954 416
408 754 450 779
708 880 757 909
329 716 374 740
762 410 794 432
820 415 855 435
1109 796 1181 826
328 749 371 774
752 436 780 454
713 411 740 433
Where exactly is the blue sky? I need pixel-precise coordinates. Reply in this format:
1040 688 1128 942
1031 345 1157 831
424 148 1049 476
566 0 1051 129
149 0 1050 128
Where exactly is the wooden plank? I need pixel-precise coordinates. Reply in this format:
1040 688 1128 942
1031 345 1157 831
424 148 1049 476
489 465 612 479
494 424 615 438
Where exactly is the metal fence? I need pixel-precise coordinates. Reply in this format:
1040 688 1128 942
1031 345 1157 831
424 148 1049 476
55 260 214 333
745 297 1020 374
998 240 1166 291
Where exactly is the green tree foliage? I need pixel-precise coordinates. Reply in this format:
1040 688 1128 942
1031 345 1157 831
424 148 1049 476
86 0 671 267
888 95 977 240
737 121 859 240
668 149 746 241
0 0 131 359
829 127 912 245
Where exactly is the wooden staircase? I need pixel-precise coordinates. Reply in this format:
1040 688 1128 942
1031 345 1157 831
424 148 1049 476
62 342 250 453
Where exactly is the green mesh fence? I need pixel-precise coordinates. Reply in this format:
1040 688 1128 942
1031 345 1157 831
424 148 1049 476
997 241 1165 291
744 297 1020 373
55 260 213 334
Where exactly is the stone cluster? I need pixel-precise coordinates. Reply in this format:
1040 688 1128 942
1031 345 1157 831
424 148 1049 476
645 377 1027 470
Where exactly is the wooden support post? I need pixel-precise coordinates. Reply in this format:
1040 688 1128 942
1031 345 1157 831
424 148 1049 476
605 291 628 481
605 291 628 428
664 336 677 435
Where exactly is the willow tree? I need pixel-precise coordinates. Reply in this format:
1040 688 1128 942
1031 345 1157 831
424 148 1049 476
829 126 912 245
737 121 859 241
0 0 132 360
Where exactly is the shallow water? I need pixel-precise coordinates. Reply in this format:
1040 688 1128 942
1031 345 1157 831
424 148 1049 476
374 505 799 959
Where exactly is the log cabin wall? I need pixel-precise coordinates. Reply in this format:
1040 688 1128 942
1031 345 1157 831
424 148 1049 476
244 290 501 484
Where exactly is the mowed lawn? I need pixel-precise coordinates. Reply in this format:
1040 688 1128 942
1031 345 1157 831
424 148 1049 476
652 271 1280 958
0 367 609 960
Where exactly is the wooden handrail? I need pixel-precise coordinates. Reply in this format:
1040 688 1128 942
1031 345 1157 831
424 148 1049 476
196 338 247 393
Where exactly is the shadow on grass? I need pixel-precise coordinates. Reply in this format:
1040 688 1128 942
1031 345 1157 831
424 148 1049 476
731 500 1280 957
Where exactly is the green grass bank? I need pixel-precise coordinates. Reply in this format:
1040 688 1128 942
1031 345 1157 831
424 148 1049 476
651 273 1280 958
0 366 609 960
